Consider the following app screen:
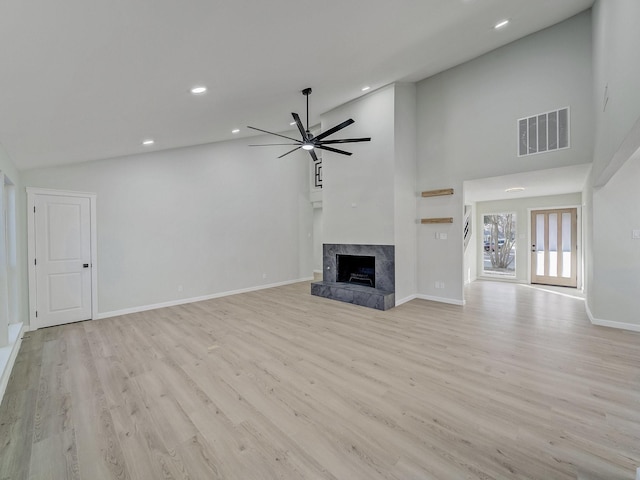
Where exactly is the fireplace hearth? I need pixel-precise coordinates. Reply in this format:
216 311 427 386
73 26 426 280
311 244 395 310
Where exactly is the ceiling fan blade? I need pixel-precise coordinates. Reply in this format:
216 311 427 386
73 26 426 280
314 119 355 141
316 145 353 156
278 146 302 158
249 143 301 146
316 137 371 145
291 113 308 140
247 126 300 142
308 149 319 162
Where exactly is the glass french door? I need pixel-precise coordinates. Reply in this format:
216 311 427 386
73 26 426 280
531 208 577 287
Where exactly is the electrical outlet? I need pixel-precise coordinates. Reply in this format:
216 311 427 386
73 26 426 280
633 229 640 239
177 285 183 292
262 273 267 279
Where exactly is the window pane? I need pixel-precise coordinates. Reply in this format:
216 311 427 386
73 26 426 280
562 212 572 278
482 213 516 277
536 214 545 276
548 213 557 277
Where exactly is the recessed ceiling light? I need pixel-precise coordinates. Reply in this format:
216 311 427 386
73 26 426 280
142 139 155 146
232 129 240 134
361 86 371 92
494 19 509 29
190 86 207 95
505 187 525 193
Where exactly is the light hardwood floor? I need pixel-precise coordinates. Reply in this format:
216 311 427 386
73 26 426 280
1 280 639 479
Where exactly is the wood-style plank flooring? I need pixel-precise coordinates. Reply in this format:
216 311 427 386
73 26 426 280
1 280 639 479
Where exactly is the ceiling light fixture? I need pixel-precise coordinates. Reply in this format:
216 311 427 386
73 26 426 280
232 129 240 134
290 121 296 126
361 86 371 92
505 187 525 193
142 139 155 146
190 86 207 95
301 143 314 151
494 19 509 29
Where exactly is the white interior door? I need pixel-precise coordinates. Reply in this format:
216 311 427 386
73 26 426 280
33 194 92 328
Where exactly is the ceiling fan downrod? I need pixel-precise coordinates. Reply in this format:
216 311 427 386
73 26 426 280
302 87 312 133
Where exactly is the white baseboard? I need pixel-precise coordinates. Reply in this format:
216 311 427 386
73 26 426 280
0 323 26 406
395 294 417 307
415 294 465 306
96 277 315 320
585 302 640 332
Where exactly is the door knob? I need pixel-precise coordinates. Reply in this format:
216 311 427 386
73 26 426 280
83 264 89 268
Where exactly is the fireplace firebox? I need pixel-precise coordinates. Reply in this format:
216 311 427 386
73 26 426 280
337 254 375 287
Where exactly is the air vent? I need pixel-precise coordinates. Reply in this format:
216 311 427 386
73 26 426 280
518 107 569 157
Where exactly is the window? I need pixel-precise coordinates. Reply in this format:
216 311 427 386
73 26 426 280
482 213 516 277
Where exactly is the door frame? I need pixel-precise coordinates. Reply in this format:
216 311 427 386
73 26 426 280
27 188 98 328
527 204 582 290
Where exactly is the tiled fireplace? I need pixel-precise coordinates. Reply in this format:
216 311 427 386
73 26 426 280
310 244 395 310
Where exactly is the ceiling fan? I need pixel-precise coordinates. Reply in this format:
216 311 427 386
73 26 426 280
247 87 371 162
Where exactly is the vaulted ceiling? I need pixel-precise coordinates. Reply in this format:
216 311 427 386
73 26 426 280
0 0 593 170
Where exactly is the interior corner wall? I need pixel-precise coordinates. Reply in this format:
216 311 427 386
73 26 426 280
587 0 640 330
590 148 640 328
320 85 395 246
21 136 313 315
0 144 27 327
592 0 640 186
393 83 418 303
416 11 593 304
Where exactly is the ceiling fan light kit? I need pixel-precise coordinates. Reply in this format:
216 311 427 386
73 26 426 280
247 87 371 161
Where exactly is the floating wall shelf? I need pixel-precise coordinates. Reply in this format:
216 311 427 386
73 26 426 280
421 188 454 197
421 217 454 224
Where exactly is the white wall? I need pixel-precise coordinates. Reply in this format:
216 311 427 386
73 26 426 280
22 136 314 315
592 0 640 186
416 12 593 303
320 84 418 303
321 85 396 245
312 208 323 272
475 193 582 284
393 84 418 303
0 144 26 326
587 0 640 330
590 147 640 329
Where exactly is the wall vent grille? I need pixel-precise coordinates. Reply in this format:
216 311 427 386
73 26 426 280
518 107 569 157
